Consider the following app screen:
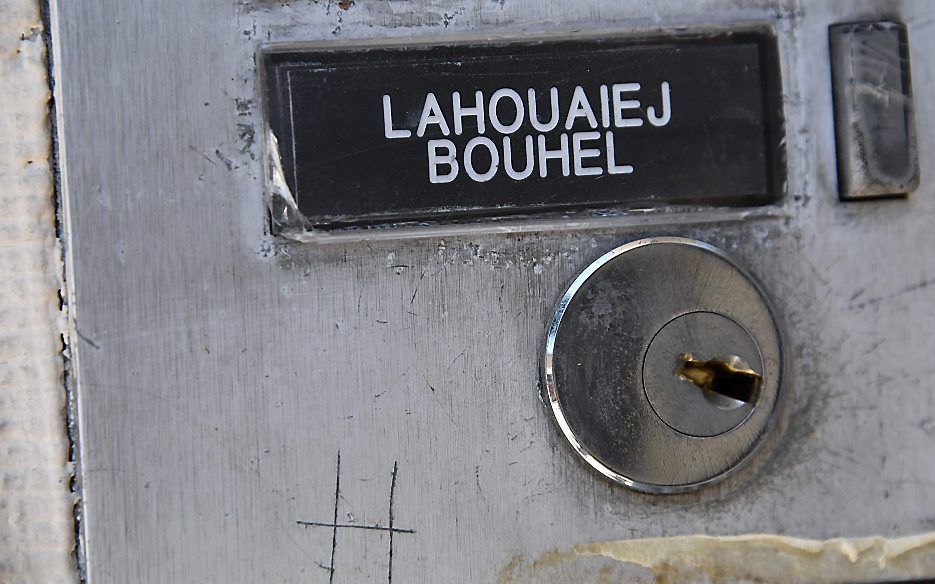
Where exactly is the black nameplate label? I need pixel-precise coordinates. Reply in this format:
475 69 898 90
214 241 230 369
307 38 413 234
264 32 783 227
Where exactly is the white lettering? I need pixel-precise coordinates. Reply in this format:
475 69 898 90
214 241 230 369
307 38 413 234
382 94 411 139
464 137 500 182
565 85 599 130
605 131 633 175
647 81 671 127
599 85 610 128
428 139 459 183
612 83 643 128
401 83 666 184
528 87 560 132
503 135 535 180
453 90 486 135
488 88 525 134
572 131 603 176
537 133 570 177
417 93 451 137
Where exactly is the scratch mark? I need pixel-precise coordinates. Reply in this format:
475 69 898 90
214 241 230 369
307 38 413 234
329 451 340 583
297 520 413 534
189 145 218 166
411 270 425 304
388 461 398 583
75 328 100 350
850 278 935 311
213 148 237 171
448 350 466 369
297 455 414 581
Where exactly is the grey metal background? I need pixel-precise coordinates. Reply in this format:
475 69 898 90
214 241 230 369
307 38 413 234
56 0 935 581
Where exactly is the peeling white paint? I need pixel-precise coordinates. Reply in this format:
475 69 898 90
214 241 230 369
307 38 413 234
0 0 75 581
575 533 935 583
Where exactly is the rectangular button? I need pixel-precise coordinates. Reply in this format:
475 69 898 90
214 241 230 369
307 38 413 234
830 21 919 200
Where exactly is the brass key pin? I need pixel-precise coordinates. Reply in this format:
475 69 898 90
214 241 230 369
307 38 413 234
676 353 764 405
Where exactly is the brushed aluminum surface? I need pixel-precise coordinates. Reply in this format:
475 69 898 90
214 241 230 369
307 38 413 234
53 0 935 581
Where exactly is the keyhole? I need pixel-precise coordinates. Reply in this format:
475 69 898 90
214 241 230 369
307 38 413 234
676 353 764 410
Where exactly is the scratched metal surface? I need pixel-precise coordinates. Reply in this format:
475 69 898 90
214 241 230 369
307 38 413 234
55 0 935 581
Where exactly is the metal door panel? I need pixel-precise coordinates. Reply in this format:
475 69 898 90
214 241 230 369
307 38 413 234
54 0 935 580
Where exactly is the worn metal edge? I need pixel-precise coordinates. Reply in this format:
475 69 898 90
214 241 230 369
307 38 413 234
45 0 87 580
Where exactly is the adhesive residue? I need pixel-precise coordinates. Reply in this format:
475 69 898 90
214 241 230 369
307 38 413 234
574 532 935 583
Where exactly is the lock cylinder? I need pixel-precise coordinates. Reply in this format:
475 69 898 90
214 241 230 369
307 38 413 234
541 237 787 493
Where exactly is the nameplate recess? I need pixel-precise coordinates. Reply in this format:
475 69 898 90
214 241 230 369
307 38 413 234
264 31 784 228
